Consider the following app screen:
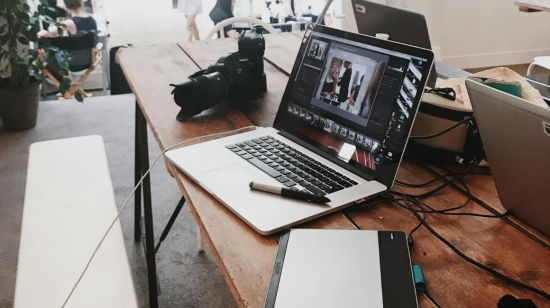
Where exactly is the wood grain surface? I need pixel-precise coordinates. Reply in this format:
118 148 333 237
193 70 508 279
118 35 550 308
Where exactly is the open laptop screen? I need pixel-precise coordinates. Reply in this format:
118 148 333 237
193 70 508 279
274 25 433 188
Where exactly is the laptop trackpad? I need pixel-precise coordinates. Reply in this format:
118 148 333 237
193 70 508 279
200 164 266 196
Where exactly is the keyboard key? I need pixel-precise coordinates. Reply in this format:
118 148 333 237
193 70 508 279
305 185 326 196
294 176 304 183
226 144 237 149
241 154 254 160
248 158 282 178
252 152 262 157
230 147 242 152
338 180 352 188
287 173 298 179
235 150 247 156
283 181 296 187
290 187 299 191
280 169 291 175
274 165 285 171
267 154 278 160
252 145 262 150
259 136 269 141
236 143 246 148
305 176 315 182
318 184 330 191
252 138 263 144
265 139 274 144
349 179 358 185
244 141 256 147
258 156 268 161
281 162 291 167
265 146 274 151
263 159 273 164
274 158 284 164
276 176 290 183
268 162 278 168
259 143 269 147
258 149 267 153
241 146 252 151
287 165 297 171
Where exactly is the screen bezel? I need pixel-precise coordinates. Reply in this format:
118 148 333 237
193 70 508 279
273 24 434 188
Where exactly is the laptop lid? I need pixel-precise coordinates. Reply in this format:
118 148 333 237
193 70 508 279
264 229 418 308
351 0 437 88
273 24 434 188
465 79 550 236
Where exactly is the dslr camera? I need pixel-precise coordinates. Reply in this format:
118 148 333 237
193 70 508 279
171 24 267 121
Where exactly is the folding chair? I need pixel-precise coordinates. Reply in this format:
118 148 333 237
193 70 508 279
41 31 103 99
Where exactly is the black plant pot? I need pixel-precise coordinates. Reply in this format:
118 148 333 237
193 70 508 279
0 81 41 131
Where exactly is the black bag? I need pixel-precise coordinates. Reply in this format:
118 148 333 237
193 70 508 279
109 45 133 95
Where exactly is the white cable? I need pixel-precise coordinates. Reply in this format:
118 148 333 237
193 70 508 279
60 125 258 308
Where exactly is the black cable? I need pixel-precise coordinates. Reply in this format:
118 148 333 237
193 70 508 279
410 116 474 140
401 195 550 301
395 171 491 188
423 290 443 308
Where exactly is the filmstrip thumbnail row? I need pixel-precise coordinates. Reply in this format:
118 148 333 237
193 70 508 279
287 104 381 153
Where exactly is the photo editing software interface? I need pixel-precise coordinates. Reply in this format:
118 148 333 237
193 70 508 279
278 30 429 185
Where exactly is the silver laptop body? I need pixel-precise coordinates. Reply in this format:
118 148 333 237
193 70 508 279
166 25 434 235
466 79 550 236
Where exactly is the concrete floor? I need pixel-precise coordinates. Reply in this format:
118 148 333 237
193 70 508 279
0 94 238 308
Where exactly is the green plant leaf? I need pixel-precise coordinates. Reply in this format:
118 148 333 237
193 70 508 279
60 61 69 69
75 92 84 102
59 77 71 94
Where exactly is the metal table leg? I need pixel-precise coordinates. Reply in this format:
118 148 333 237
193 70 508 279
134 103 142 241
155 196 186 254
136 102 159 308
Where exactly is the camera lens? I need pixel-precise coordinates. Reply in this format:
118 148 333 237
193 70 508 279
172 71 231 121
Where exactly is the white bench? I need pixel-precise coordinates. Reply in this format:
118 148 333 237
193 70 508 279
14 136 139 308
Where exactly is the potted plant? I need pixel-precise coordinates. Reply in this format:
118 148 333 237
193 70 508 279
0 0 74 131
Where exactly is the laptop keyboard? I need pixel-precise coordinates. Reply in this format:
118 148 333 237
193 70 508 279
226 135 358 196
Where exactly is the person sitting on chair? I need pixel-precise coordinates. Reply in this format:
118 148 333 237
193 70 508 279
38 0 97 72
209 0 236 38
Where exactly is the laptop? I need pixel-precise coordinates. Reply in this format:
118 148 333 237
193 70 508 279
352 0 437 88
165 24 434 235
466 79 550 236
264 229 418 308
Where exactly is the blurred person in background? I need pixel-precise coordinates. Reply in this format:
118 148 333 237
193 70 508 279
179 0 203 41
210 0 236 37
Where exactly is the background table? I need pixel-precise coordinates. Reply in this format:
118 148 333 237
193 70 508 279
515 0 550 12
118 32 550 308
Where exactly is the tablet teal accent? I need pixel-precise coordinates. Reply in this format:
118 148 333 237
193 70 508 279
413 265 426 291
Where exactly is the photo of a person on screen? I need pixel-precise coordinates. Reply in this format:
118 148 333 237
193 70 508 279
338 61 352 104
321 64 340 99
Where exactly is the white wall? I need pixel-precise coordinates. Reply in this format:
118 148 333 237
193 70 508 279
343 0 550 69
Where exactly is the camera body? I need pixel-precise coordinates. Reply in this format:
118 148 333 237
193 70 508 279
171 25 267 121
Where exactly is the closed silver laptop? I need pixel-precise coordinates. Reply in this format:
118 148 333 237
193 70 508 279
466 79 550 236
166 24 434 235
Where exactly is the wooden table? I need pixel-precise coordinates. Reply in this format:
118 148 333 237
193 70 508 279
516 0 550 12
117 32 550 308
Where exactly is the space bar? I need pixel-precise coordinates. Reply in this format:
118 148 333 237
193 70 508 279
248 158 282 178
